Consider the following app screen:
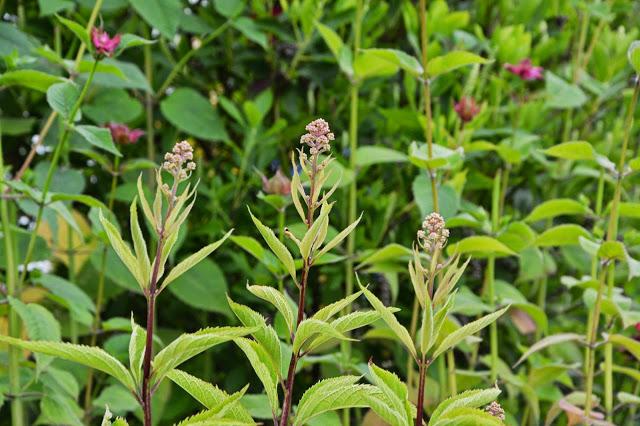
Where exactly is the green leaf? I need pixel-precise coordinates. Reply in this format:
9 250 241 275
299 202 332 260
128 317 146 388
294 376 377 425
608 334 640 361
542 141 595 160
359 243 411 267
56 15 90 47
293 318 349 354
315 21 353 76
429 387 501 424
431 406 504 426
0 335 135 390
118 34 155 52
535 224 590 247
598 241 626 261
525 199 591 222
409 141 462 170
83 89 144 125
432 306 510 358
247 284 296 334
360 48 423 76
98 210 145 290
233 337 279 417
50 193 108 210
227 296 281 373
130 200 150 289
313 291 363 322
0 69 65 92
355 146 408 167
427 51 491 77
39 0 73 16
8 297 61 374
232 17 268 49
214 0 245 18
152 327 254 387
420 293 434 356
36 274 95 326
160 88 228 142
446 236 516 258
160 230 232 292
514 333 584 367
248 208 297 282
129 0 181 38
545 71 588 109
47 81 80 120
361 284 417 360
620 202 640 219
74 125 122 157
231 235 281 275
167 369 255 423
629 41 640 74
368 361 412 425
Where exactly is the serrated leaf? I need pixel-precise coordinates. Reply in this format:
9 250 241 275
361 284 417 360
432 306 509 358
0 335 135 390
313 291 363 321
248 208 297 282
429 388 501 424
128 317 146 388
368 362 412 425
293 318 349 354
167 369 255 423
316 212 362 259
159 230 233 292
300 202 332 260
247 284 296 334
294 376 378 425
152 327 254 387
130 200 150 291
233 337 279 417
431 406 504 426
98 210 145 290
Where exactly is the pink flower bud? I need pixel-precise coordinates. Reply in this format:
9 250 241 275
504 58 544 81
454 97 480 122
262 169 291 196
105 123 145 145
91 28 121 58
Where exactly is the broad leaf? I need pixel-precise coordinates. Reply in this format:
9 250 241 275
248 209 297 282
247 284 296 334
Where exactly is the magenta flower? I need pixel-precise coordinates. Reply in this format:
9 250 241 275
454 97 480 122
106 123 144 145
91 28 121 58
504 59 544 81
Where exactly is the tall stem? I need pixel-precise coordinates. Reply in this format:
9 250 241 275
280 158 319 426
488 169 501 382
584 268 608 419
342 4 363 422
415 357 430 426
1 134 24 426
141 180 178 426
601 76 640 421
144 31 155 186
17 60 99 288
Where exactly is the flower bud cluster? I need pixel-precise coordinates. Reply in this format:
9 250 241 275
417 212 449 252
300 118 334 155
162 140 196 181
485 401 505 421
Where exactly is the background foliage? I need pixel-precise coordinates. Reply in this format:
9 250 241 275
1 0 640 425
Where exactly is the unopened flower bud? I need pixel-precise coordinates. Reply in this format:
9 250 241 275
485 401 505 421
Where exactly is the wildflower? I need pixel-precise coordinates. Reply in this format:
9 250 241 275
417 212 449 253
300 118 334 155
504 58 544 81
162 140 196 181
261 169 291 196
91 28 121 58
454 97 480 122
106 123 145 145
485 401 505 421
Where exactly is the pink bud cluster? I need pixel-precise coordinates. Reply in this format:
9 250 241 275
162 140 196 181
504 58 543 81
417 212 449 252
300 118 334 155
91 28 121 58
485 401 505 421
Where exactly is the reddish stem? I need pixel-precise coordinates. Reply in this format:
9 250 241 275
415 358 429 426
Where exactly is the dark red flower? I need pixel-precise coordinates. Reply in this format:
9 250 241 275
91 28 121 58
454 97 480 122
261 169 291 196
504 59 544 81
106 122 144 145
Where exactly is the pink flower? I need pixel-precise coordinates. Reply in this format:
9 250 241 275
106 123 144 145
261 169 291 196
91 28 121 58
504 59 544 81
454 97 480 122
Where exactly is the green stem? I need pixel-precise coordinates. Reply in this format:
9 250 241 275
68 228 78 343
342 3 363 425
73 0 103 69
446 350 457 396
156 21 231 96
1 132 24 426
601 77 640 421
17 60 99 288
143 28 155 186
488 169 501 382
584 268 608 419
